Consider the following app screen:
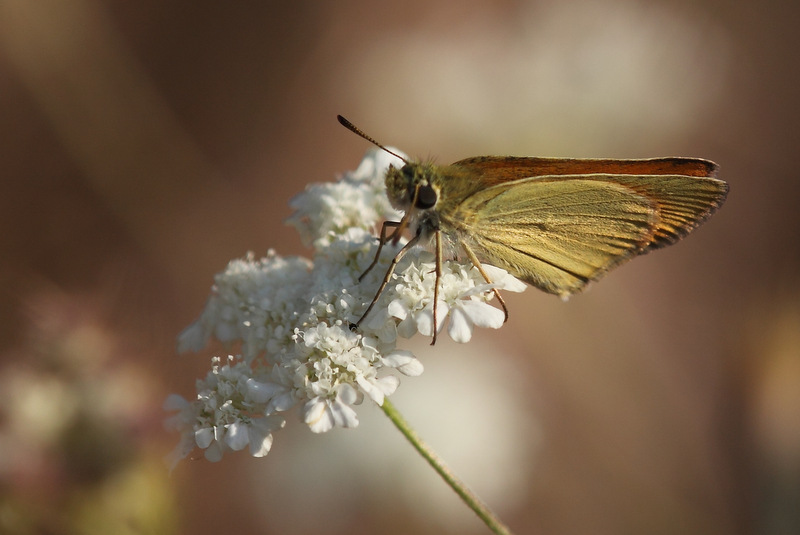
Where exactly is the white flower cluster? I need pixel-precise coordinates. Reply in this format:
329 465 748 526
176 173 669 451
165 148 526 468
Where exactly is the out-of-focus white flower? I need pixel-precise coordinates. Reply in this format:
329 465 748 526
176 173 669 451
166 148 525 465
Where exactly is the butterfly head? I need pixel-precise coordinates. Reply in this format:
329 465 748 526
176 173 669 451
385 162 440 214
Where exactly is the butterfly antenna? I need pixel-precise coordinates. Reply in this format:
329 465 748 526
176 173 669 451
337 115 408 163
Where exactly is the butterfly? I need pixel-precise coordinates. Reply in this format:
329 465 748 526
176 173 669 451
338 115 728 344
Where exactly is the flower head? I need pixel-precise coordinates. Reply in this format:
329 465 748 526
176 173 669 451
163 356 286 469
166 147 524 465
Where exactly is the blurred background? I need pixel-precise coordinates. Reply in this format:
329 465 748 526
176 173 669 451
0 0 798 534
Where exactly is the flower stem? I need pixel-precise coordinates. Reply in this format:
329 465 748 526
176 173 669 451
380 398 514 535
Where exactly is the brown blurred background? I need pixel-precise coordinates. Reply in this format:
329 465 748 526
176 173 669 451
0 1 798 534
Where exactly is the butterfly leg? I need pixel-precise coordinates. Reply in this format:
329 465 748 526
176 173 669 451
430 230 443 345
351 230 422 332
461 242 509 322
358 220 402 282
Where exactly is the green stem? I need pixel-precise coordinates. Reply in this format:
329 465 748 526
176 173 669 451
380 398 513 535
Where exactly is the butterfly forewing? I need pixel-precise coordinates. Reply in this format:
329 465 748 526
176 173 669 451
579 174 729 251
450 156 720 182
444 156 727 251
449 177 659 296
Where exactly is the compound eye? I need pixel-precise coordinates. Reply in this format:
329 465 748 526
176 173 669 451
415 184 438 209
